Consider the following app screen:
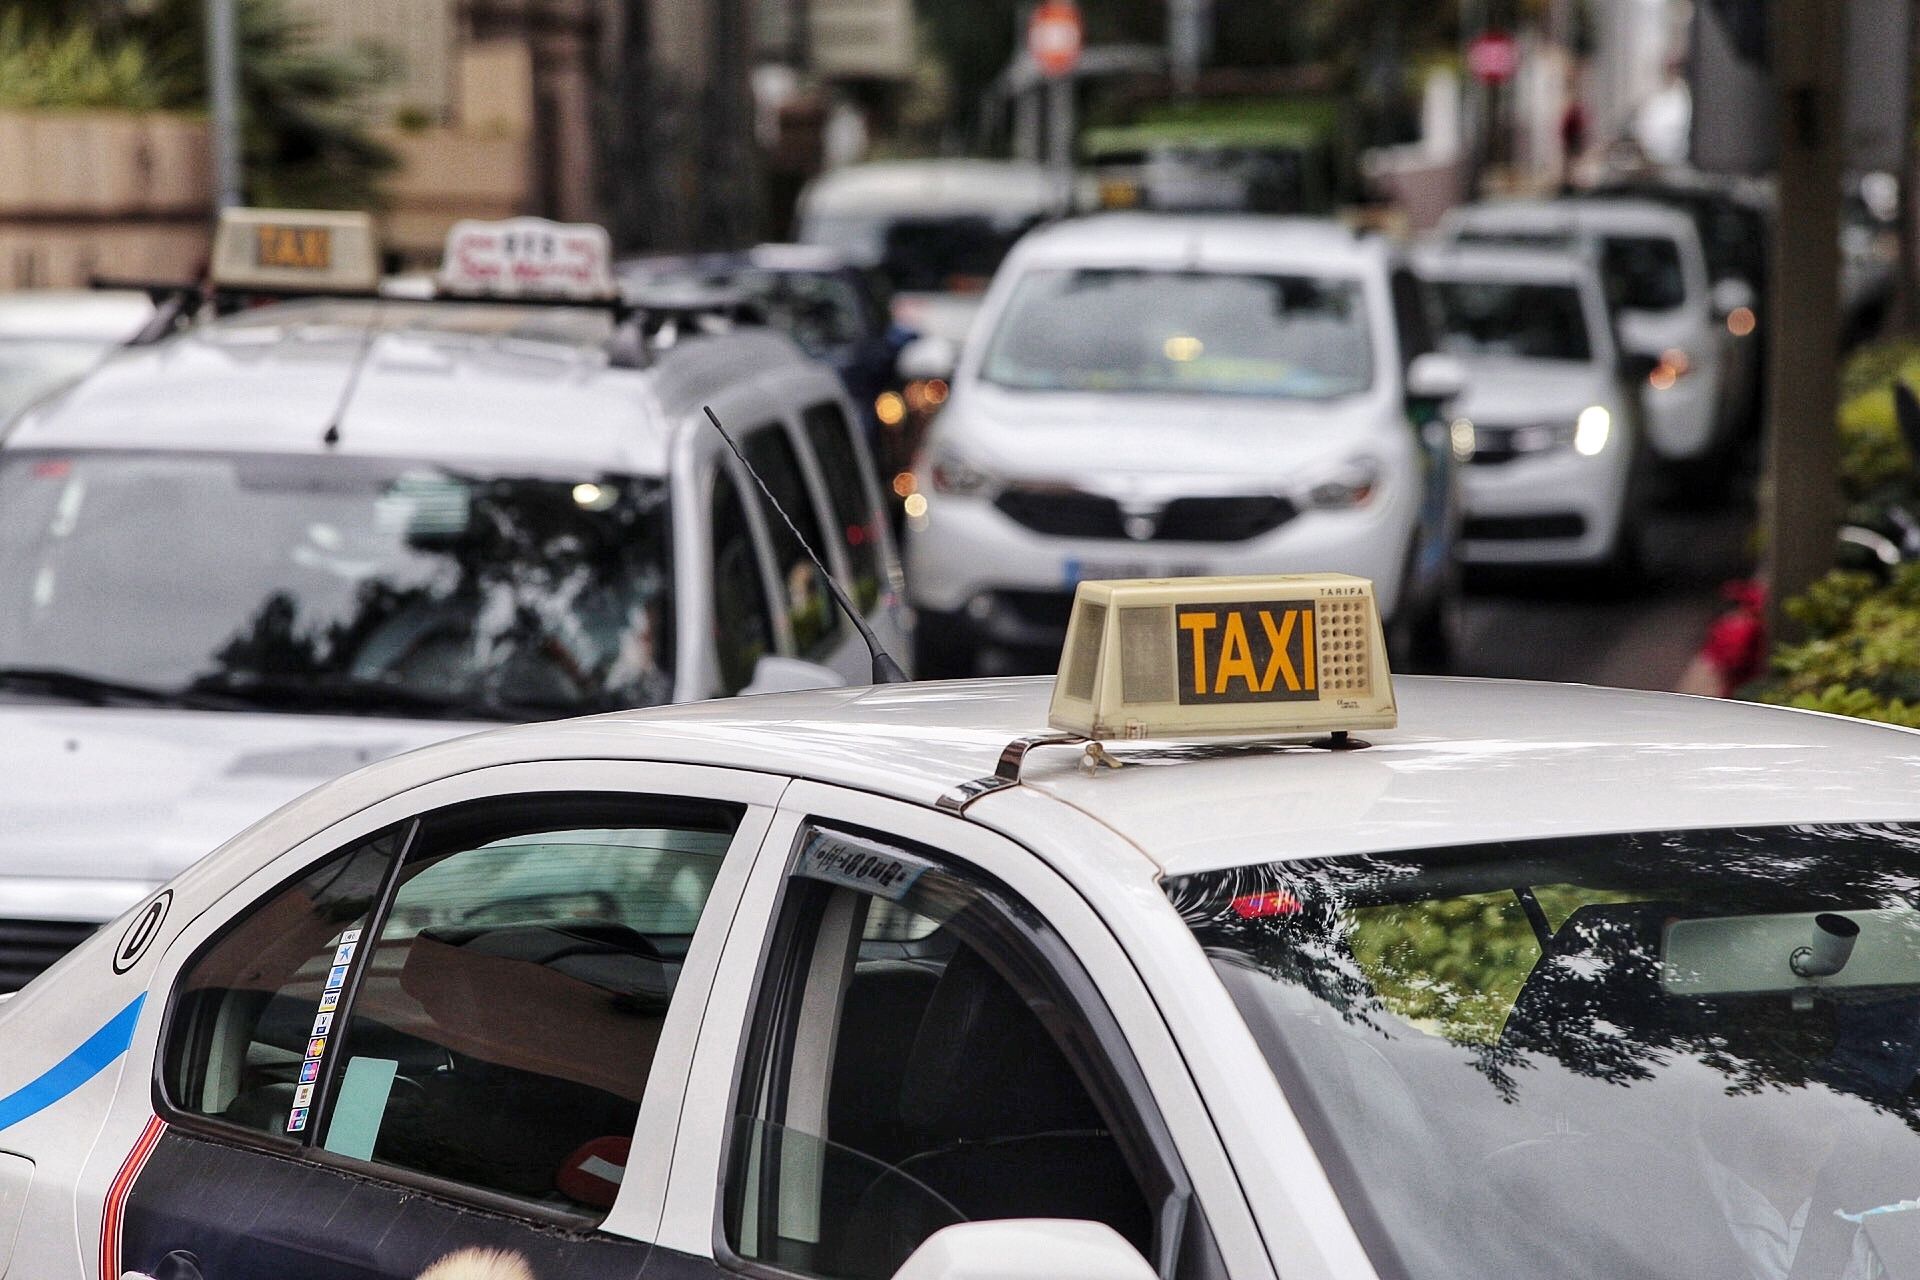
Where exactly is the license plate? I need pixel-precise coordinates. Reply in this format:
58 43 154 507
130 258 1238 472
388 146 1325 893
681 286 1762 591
1063 558 1206 586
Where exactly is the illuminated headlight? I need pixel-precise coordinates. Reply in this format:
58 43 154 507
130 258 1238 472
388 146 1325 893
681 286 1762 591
1574 405 1612 456
928 447 994 496
1450 417 1477 463
1307 457 1382 510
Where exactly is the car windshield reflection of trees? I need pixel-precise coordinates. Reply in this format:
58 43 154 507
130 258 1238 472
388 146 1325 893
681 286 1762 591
196 471 674 720
1169 825 1920 1280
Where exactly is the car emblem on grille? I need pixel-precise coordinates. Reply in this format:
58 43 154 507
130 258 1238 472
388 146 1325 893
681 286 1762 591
1120 502 1163 542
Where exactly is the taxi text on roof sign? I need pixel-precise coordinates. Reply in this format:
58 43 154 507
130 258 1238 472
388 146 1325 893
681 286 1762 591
1048 574 1397 741
210 208 380 292
438 217 616 302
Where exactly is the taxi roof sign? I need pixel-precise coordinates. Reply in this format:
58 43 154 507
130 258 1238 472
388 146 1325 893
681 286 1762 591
210 208 380 292
438 217 616 302
1048 574 1397 741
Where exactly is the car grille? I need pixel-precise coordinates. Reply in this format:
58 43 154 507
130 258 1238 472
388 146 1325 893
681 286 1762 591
1464 514 1588 541
992 589 1078 629
0 918 98 992
993 488 1299 542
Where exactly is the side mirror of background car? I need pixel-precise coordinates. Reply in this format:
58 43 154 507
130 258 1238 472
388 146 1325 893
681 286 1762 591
1711 277 1757 319
1404 352 1467 419
742 655 844 695
897 334 959 383
891 1221 1159 1280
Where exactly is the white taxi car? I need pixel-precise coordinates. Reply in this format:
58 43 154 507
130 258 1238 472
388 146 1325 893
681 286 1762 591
0 210 904 991
1414 243 1650 572
1440 198 1751 482
7 574 1918 1280
903 214 1464 676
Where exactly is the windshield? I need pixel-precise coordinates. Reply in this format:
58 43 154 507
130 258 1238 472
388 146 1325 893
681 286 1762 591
981 268 1373 398
0 339 113 421
802 213 1037 293
1601 234 1688 311
0 450 674 719
1171 825 1920 1280
1430 279 1593 362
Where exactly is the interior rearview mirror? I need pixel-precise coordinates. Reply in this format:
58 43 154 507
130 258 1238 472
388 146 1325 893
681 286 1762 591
892 1221 1159 1280
897 334 960 383
1711 277 1756 318
742 655 844 696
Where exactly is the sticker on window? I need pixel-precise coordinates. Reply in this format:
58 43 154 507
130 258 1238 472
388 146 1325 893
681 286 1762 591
796 833 931 903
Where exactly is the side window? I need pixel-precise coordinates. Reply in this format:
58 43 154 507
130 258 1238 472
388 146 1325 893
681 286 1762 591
722 827 1191 1280
1389 266 1435 368
741 424 839 657
802 402 882 612
712 465 776 695
164 793 744 1221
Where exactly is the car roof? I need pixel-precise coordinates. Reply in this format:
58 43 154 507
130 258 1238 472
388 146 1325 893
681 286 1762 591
0 290 154 342
1447 197 1697 240
407 675 1920 879
1411 241 1596 285
4 297 827 474
1010 213 1386 274
799 159 1061 217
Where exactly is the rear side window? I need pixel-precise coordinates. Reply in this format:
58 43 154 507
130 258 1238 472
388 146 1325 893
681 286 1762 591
1601 235 1686 311
802 402 882 611
163 794 743 1221
742 425 839 656
712 466 776 695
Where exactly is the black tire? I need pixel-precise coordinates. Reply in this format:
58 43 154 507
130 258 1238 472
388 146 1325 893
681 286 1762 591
1390 554 1459 674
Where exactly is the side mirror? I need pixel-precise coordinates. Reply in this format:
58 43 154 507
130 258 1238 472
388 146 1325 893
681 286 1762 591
892 1221 1158 1280
741 655 843 696
897 334 960 383
1711 276 1756 318
1404 352 1467 420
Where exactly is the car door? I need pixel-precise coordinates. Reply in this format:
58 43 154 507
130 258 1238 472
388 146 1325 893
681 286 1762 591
643 782 1273 1280
76 760 786 1280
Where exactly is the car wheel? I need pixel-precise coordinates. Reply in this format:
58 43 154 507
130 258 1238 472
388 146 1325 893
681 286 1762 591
1389 553 1459 674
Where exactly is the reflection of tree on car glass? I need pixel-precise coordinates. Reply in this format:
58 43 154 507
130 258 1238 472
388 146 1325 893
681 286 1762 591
0 451 674 719
1169 824 1920 1280
982 268 1372 399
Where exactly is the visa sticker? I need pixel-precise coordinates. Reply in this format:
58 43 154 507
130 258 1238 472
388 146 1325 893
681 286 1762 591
318 990 340 1013
797 834 930 903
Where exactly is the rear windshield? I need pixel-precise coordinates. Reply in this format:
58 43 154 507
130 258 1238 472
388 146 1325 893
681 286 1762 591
981 268 1373 399
1430 280 1593 362
1171 825 1920 1280
1601 235 1687 311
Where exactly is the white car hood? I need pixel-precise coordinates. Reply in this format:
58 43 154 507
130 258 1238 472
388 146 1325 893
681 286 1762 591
1450 358 1614 425
943 384 1390 495
0 705 474 923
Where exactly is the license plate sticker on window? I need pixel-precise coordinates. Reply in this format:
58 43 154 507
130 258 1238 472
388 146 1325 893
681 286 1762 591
796 832 931 902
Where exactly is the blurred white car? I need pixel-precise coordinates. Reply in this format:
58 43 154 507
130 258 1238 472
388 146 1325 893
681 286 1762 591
0 289 153 422
1440 199 1750 478
1415 243 1650 573
903 214 1463 674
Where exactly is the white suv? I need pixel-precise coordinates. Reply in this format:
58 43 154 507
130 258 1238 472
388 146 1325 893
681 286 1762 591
903 214 1462 675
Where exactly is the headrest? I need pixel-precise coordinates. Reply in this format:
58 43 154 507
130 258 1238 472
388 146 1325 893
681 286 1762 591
1501 902 1681 1063
897 947 1102 1144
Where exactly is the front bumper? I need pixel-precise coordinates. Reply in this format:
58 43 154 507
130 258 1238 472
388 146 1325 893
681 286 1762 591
1458 444 1629 565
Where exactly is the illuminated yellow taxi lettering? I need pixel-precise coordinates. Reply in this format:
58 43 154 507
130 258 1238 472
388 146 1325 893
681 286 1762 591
1259 608 1302 693
1180 611 1217 691
1214 611 1258 694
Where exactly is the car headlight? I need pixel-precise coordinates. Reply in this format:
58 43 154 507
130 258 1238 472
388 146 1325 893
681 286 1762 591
1574 405 1611 456
1307 457 1382 510
928 447 995 496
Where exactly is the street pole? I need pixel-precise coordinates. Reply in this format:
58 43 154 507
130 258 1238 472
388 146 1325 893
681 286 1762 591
1048 74 1074 210
207 0 242 210
1765 0 1846 643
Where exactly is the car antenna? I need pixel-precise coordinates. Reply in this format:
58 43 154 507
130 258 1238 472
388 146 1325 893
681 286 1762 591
703 404 909 684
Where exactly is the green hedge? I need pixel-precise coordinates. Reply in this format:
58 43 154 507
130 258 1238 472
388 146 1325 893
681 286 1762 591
1747 337 1920 729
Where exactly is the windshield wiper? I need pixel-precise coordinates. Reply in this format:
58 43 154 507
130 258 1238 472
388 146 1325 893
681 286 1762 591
186 672 540 722
0 665 246 711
